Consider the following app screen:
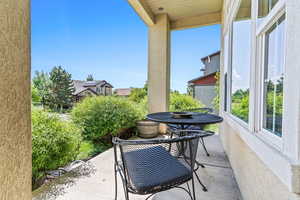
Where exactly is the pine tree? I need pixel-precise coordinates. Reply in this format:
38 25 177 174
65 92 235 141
49 66 75 111
86 74 94 81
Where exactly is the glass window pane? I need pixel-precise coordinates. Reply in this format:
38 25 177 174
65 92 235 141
230 0 251 122
263 15 285 137
258 0 279 20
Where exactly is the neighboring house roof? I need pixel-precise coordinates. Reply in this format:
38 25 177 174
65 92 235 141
76 87 98 96
114 88 132 96
72 80 113 96
201 51 221 64
188 72 217 85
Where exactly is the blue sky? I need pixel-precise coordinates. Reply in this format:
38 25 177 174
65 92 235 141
31 0 220 93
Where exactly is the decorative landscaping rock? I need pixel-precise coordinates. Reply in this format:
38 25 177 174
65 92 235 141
136 120 159 138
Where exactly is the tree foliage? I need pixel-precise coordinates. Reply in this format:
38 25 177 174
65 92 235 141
231 90 249 122
212 72 220 111
32 66 75 111
48 66 75 111
32 71 52 106
32 84 41 103
86 74 94 81
128 83 148 103
230 77 283 123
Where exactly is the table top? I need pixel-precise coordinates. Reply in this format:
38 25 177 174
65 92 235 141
146 112 223 125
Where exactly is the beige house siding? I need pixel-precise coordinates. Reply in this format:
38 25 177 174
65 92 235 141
0 0 31 199
220 122 295 200
194 85 216 109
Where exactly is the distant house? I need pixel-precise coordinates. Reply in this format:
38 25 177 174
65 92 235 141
72 80 113 102
114 88 132 97
188 51 220 110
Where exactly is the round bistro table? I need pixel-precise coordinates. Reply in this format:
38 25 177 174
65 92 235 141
146 112 223 192
146 112 223 128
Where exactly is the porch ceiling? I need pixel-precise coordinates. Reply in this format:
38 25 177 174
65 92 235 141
128 0 223 30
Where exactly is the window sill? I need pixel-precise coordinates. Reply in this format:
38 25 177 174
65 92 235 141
221 111 298 193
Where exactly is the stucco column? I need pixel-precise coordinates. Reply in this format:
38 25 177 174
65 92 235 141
148 14 171 113
0 0 31 199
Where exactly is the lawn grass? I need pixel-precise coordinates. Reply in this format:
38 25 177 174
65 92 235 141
77 140 111 160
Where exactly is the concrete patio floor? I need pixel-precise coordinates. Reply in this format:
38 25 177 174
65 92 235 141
33 135 242 200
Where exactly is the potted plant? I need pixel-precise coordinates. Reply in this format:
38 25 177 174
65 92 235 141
136 119 159 138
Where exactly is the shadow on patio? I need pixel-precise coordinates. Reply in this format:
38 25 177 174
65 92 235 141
33 134 242 200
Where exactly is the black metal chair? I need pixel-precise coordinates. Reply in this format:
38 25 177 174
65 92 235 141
168 107 215 157
113 130 207 200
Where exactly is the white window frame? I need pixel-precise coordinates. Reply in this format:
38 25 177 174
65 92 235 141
221 0 300 193
226 0 252 131
255 0 286 150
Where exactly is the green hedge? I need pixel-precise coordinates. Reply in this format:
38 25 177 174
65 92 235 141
71 96 144 141
169 92 203 111
139 92 203 113
32 109 82 183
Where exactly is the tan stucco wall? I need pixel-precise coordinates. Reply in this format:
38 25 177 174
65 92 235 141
0 0 31 199
220 122 300 200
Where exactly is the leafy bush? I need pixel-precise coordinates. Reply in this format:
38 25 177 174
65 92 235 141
169 92 203 112
139 92 203 113
32 109 82 183
71 96 144 141
212 72 220 111
128 83 148 103
129 87 147 103
231 90 249 122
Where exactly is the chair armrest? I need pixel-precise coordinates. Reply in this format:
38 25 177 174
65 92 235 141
112 132 204 146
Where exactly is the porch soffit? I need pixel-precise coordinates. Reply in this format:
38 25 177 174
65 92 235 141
128 0 223 30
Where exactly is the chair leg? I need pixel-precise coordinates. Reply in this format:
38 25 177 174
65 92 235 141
121 180 129 200
194 171 207 192
124 189 129 200
114 164 118 200
200 137 210 157
196 160 205 168
191 175 196 200
186 182 191 195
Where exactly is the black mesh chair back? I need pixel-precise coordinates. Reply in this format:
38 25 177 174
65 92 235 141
113 131 205 200
167 107 216 157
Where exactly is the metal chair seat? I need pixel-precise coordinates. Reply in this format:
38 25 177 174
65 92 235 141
124 146 192 194
113 132 205 200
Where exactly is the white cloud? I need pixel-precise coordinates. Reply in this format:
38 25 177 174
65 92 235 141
232 68 241 80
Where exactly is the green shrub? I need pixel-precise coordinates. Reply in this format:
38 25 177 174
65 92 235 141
129 83 148 103
32 109 82 182
170 92 203 111
71 96 144 141
139 92 203 113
